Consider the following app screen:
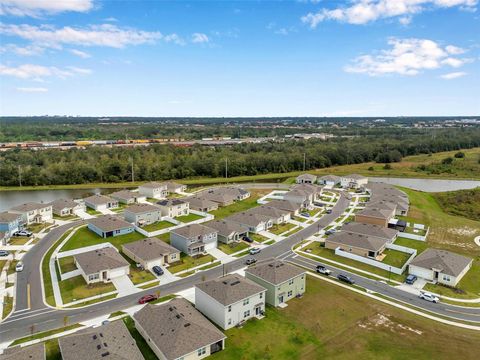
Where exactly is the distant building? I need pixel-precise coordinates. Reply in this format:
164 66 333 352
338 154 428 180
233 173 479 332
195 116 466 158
340 174 368 189
110 190 146 204
0 211 21 236
138 182 168 199
156 198 190 218
74 247 130 284
87 215 135 238
318 175 341 187
9 202 53 225
296 173 317 184
164 181 187 194
84 195 118 211
48 198 84 217
186 196 219 212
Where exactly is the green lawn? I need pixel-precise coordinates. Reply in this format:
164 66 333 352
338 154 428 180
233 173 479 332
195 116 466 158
8 236 31 245
308 208 322 217
53 214 79 220
58 256 77 273
7 260 18 275
394 237 429 254
11 324 82 346
167 253 216 274
138 281 160 289
60 226 145 252
292 216 308 223
27 223 49 233
121 256 156 285
141 220 175 232
250 233 269 243
218 241 249 255
85 208 101 215
282 227 302 237
382 249 412 268
59 275 116 304
156 232 171 244
210 190 270 219
176 213 204 223
269 222 296 235
2 295 13 319
123 317 159 360
234 250 251 258
433 188 480 222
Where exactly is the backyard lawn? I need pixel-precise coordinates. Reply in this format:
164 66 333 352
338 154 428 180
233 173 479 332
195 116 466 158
58 256 77 273
210 190 271 219
381 249 412 268
269 222 296 235
177 213 204 223
2 295 13 319
7 236 31 245
141 220 175 232
167 253 216 274
60 226 145 252
394 237 429 254
120 254 157 285
58 275 116 304
211 275 480 360
218 241 249 255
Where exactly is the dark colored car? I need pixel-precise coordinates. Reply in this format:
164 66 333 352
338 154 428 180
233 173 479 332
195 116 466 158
405 274 417 285
138 294 157 304
152 265 164 276
337 274 355 285
0 250 10 257
245 258 257 265
326 209 332 214
242 236 253 243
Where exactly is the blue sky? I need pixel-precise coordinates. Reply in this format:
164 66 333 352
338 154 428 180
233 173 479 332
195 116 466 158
0 0 479 116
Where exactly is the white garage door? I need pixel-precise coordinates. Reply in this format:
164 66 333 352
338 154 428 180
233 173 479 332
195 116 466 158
109 267 128 279
204 241 217 250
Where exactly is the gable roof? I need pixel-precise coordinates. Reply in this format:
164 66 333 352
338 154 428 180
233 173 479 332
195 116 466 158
0 343 45 360
133 299 225 360
185 196 218 209
84 194 116 206
341 222 398 241
139 182 168 189
122 237 179 261
156 199 188 207
110 190 142 201
58 320 144 360
226 212 271 227
0 211 21 223
357 206 395 220
320 175 341 182
245 259 306 285
205 220 249 238
247 205 290 219
171 223 217 239
74 247 129 275
297 173 317 181
196 274 265 306
124 203 161 214
48 198 79 211
326 231 388 252
267 199 302 212
409 249 473 277
10 202 50 212
88 215 133 232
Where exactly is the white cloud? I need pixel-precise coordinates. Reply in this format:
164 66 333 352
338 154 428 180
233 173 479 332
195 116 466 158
163 33 185 45
440 71 467 79
191 33 209 43
344 38 470 76
66 66 92 74
301 0 477 27
0 43 44 56
0 63 91 79
0 0 93 17
69 49 91 58
16 86 48 92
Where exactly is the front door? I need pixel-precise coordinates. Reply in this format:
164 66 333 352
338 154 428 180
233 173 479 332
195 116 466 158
255 307 261 315
102 271 108 280
279 295 284 304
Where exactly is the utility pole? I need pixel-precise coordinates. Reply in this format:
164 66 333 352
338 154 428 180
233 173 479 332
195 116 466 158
18 165 22 187
225 158 228 179
130 157 134 183
303 153 306 172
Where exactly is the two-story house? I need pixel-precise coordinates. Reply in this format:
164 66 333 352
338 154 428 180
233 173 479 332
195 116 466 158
170 224 218 255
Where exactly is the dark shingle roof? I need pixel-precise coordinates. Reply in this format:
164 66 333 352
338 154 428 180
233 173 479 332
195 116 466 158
0 343 45 360
124 203 160 214
205 220 249 237
409 249 473 277
171 223 217 239
245 259 305 285
341 222 398 241
122 237 179 261
327 231 388 252
10 202 50 212
88 215 133 232
0 211 21 223
74 247 129 276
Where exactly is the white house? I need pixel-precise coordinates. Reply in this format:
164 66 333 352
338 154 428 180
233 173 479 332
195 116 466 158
9 202 53 225
340 174 368 189
83 194 118 211
296 173 317 184
156 198 190 218
138 182 168 199
74 247 130 284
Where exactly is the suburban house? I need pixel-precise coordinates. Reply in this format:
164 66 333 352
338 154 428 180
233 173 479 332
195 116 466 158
247 205 291 224
355 205 396 228
340 174 368 189
0 231 9 246
0 343 45 360
74 247 130 284
293 183 323 199
138 182 168 199
245 259 306 307
283 189 313 209
124 203 162 226
9 202 53 225
58 320 144 360
341 222 398 243
195 274 267 330
122 237 180 269
296 173 317 184
205 219 249 244
226 212 273 233
48 198 84 217
133 299 226 360
156 198 190 218
0 211 21 236
319 175 341 187
408 249 473 287
200 187 250 206
187 196 219 212
110 190 146 204
325 231 388 259
87 215 135 238
170 224 218 255
83 194 118 211
267 199 302 216
164 181 187 194
368 183 410 216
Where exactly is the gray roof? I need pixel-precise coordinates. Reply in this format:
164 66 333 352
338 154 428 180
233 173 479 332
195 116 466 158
139 182 168 189
291 183 322 194
48 198 79 211
74 247 129 275
84 194 116 206
366 200 397 211
133 299 225 360
124 203 161 214
247 205 290 219
171 223 217 239
10 202 50 212
357 206 395 220
205 220 249 237
320 175 341 182
164 182 185 192
200 187 249 203
267 199 302 212
326 231 388 252
0 211 21 223
0 343 45 360
409 249 473 277
227 212 271 227
186 196 218 210
58 320 144 360
156 199 188 207
245 259 305 285
88 215 133 232
345 174 368 180
196 274 265 306
341 222 398 241
110 190 142 201
297 173 317 180
122 237 179 261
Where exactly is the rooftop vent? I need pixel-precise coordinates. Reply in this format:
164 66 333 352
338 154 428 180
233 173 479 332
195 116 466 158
101 352 110 357
93 335 97 340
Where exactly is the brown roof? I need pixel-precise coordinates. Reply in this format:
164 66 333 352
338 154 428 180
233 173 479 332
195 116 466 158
196 274 265 306
0 211 21 223
320 175 341 182
245 259 305 285
341 222 398 241
185 196 218 210
171 223 217 239
409 249 473 277
74 247 129 276
110 190 143 201
357 206 395 220
124 203 161 214
291 183 323 194
326 231 388 252
88 215 133 232
0 343 45 360
133 299 225 360
84 194 116 206
227 212 271 227
10 202 50 212
247 205 290 219
48 198 79 211
267 199 302 212
139 182 168 189
297 173 317 181
58 320 144 360
122 237 179 262
205 220 249 237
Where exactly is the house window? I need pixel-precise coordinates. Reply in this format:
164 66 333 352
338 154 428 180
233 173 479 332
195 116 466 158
443 275 451 282
228 305 232 312
197 347 206 356
243 298 249 306
288 279 294 285
288 290 293 297
244 310 250 318
259 292 263 299
228 318 232 325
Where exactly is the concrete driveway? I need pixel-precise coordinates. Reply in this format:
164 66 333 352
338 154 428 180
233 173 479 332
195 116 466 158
111 275 138 296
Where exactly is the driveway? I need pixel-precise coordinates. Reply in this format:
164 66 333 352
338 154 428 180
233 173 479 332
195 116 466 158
111 275 138 296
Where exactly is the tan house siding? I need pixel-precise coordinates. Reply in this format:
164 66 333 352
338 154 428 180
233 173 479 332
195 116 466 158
355 214 388 227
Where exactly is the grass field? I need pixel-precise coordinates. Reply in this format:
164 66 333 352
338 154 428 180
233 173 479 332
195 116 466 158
394 237 429 254
269 222 296 235
211 275 480 360
59 275 116 304
433 188 480 222
141 220 175 232
167 253 216 274
209 190 271 219
60 226 145 252
218 241 249 255
382 249 412 268
177 213 204 223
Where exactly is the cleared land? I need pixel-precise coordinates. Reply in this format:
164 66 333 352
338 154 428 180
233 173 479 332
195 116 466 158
433 188 480 222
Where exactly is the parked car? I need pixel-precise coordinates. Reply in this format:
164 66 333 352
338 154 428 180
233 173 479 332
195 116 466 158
314 202 324 207
15 262 24 272
337 274 355 284
249 247 261 255
325 229 336 235
245 258 257 265
0 250 10 257
138 294 157 304
242 236 253 243
405 274 417 285
14 230 32 237
326 209 332 214
152 265 164 276
316 265 331 275
419 292 439 303
301 212 310 217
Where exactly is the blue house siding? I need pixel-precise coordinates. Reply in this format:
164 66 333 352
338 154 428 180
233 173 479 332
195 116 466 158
0 219 20 236
87 223 134 238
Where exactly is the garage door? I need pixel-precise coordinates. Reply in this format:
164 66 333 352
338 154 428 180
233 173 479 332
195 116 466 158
109 267 128 278
204 241 217 250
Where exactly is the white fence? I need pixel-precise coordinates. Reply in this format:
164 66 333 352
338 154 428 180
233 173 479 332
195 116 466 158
334 244 417 275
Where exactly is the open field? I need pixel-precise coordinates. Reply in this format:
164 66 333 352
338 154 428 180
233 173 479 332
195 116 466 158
211 275 480 360
58 275 115 304
433 188 480 222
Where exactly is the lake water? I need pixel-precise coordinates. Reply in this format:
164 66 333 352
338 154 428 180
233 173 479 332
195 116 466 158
369 177 480 192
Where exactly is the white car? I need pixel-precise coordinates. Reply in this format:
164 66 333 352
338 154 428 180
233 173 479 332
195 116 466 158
249 247 261 255
419 291 440 303
16 262 24 272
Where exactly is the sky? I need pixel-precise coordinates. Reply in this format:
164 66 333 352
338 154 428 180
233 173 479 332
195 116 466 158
0 0 479 117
